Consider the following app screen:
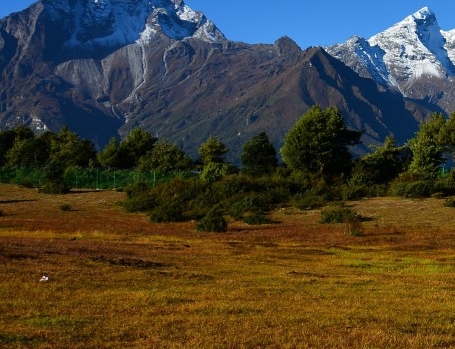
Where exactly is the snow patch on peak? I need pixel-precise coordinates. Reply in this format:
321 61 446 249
412 6 434 20
327 7 455 96
367 6 455 83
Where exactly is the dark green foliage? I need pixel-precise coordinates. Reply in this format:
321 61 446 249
243 212 273 225
60 204 71 211
196 208 227 233
352 135 407 185
50 127 97 169
123 194 157 213
291 190 326 210
388 178 434 198
125 181 151 199
241 131 277 175
408 113 447 178
137 140 192 173
97 137 121 169
150 201 184 223
280 105 361 179
340 181 371 201
40 159 70 194
200 162 237 183
228 196 256 220
320 204 359 224
116 127 157 169
443 198 455 208
40 181 70 194
0 129 18 167
199 136 229 165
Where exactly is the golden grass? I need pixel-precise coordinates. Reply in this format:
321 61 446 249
2 184 455 348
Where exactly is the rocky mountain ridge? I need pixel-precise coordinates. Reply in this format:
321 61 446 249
326 7 455 113
0 1 447 162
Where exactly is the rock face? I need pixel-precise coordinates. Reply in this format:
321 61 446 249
0 1 442 161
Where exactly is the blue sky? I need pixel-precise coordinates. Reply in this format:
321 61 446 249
2 1 455 48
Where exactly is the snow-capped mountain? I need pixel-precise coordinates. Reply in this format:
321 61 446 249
326 7 455 111
0 1 440 161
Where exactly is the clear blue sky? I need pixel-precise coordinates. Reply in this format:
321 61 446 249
2 1 455 49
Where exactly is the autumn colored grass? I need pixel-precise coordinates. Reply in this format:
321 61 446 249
2 184 455 348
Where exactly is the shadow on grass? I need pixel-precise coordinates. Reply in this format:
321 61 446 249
0 199 37 204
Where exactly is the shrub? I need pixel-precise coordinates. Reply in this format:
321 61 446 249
340 181 370 201
40 181 70 194
228 196 255 220
243 213 273 225
123 194 157 212
291 190 326 210
60 204 71 211
443 197 455 208
388 180 434 198
196 208 227 233
125 181 150 199
320 205 358 224
150 201 184 223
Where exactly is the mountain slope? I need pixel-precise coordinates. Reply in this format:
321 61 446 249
0 1 439 162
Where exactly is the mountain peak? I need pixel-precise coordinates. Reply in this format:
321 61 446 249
412 6 435 20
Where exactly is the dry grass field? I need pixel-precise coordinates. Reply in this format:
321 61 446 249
2 184 455 348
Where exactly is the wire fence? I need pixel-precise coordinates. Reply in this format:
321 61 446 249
0 167 177 190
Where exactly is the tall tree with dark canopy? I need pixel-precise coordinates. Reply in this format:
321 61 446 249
241 131 277 175
280 106 361 178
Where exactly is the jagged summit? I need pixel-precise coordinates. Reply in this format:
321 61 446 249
4 0 225 60
412 6 434 20
326 6 455 98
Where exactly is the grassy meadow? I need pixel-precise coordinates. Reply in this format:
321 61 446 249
2 184 455 348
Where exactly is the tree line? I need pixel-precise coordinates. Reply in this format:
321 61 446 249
2 105 455 231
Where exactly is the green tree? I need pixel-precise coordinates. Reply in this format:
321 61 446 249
137 140 192 172
5 137 50 168
241 131 277 175
199 137 237 183
280 106 361 178
41 158 70 194
0 125 35 167
117 127 157 169
198 136 228 165
97 137 121 169
439 111 455 162
49 126 97 168
352 135 407 184
408 113 446 178
0 129 17 167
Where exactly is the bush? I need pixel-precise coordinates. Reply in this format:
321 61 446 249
388 180 434 198
60 204 71 211
228 196 255 220
125 181 150 199
291 190 326 210
150 201 184 223
123 194 157 212
320 205 358 224
243 213 273 225
443 197 455 208
196 208 227 233
40 181 70 194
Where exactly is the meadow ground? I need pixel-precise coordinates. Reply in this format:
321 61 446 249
1 184 455 348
